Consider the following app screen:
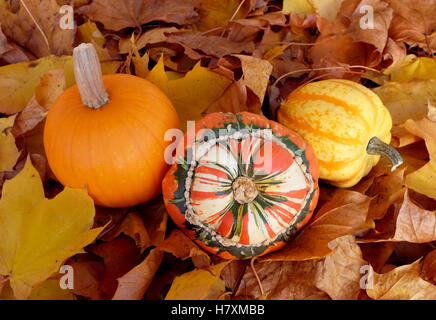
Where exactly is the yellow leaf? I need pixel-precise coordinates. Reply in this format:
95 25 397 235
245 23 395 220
0 114 19 172
147 56 232 131
402 118 436 200
0 55 73 114
0 158 104 300
77 21 106 48
367 259 436 299
165 261 230 300
385 56 436 82
282 0 314 16
311 0 345 21
0 279 73 300
373 80 436 125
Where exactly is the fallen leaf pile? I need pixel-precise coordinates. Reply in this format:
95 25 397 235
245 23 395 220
1 0 436 300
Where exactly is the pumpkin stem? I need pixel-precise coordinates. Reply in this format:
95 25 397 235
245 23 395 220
233 176 258 204
366 136 403 171
73 43 109 109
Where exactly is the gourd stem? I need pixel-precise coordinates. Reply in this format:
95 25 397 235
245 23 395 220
233 176 258 204
73 43 109 109
366 136 403 171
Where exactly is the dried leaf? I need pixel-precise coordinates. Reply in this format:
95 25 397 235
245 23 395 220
158 230 211 270
0 114 19 172
373 80 436 125
146 56 232 131
402 118 436 200
79 0 200 31
315 235 365 300
0 0 74 57
367 259 436 299
263 190 371 261
112 248 163 300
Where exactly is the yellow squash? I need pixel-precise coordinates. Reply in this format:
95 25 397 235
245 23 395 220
278 79 402 188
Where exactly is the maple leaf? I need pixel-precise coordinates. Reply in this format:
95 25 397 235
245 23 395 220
0 158 104 299
0 279 74 300
146 56 233 131
0 0 74 58
79 0 201 31
386 0 436 50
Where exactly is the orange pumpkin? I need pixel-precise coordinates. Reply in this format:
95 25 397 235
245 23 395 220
43 43 180 207
162 112 319 259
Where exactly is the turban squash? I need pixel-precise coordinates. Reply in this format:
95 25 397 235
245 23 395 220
43 43 180 207
162 112 319 259
278 79 402 188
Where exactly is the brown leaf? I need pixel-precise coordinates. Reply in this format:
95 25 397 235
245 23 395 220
0 0 74 57
79 0 200 31
0 23 12 56
344 0 393 53
367 259 436 299
386 0 436 50
234 259 328 300
421 249 436 284
137 197 168 247
167 33 255 58
359 242 396 272
158 230 211 270
315 235 365 300
204 80 261 115
262 190 371 261
87 235 141 299
112 248 163 300
220 260 248 292
65 254 106 300
393 190 436 242
101 211 152 253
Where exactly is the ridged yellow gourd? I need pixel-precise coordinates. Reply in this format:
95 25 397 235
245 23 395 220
278 79 401 188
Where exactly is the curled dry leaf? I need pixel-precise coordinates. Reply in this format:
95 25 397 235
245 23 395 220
262 190 371 261
0 0 74 58
158 230 211 270
386 0 436 50
367 259 436 299
112 248 164 300
315 235 365 300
